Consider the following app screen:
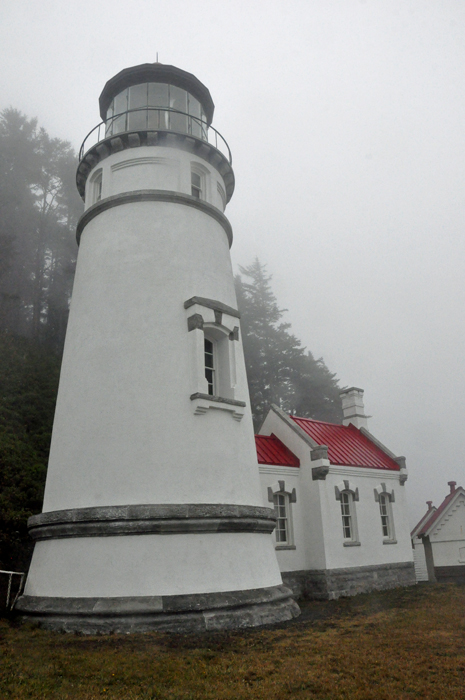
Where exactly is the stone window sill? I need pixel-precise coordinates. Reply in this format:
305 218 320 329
190 393 246 421
275 545 296 551
343 541 361 547
383 539 398 545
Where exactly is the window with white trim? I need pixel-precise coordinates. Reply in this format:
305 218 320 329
91 170 103 204
185 296 245 420
268 480 296 549
374 484 396 543
335 481 360 545
191 170 202 199
204 337 215 396
340 491 354 540
379 493 391 538
274 493 290 545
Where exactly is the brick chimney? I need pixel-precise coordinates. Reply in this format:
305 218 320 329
448 481 457 494
426 500 433 511
339 387 368 430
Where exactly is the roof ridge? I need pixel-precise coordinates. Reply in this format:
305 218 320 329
291 415 343 427
419 486 465 536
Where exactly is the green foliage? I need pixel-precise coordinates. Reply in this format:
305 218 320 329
0 108 82 350
0 108 79 569
0 333 60 570
236 259 343 430
0 585 464 698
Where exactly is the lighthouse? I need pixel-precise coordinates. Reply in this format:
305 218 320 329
17 63 300 632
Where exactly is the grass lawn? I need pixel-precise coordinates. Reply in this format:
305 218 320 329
0 583 464 699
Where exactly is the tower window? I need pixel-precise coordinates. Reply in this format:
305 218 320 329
191 171 202 199
204 337 215 395
89 170 103 205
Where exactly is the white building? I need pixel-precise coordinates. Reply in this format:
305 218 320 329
16 62 299 632
411 482 465 584
256 389 416 599
410 501 436 582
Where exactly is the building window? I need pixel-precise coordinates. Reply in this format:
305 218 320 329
335 481 360 546
374 484 396 543
340 492 354 540
274 493 290 544
204 337 215 396
90 170 103 205
267 480 296 549
191 171 202 199
379 494 391 538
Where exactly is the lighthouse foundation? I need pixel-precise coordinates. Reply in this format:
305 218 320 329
17 586 299 634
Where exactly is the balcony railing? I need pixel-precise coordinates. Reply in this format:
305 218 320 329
79 107 232 165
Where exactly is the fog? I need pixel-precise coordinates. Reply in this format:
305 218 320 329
2 0 464 526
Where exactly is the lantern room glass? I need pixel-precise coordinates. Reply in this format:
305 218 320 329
105 83 207 140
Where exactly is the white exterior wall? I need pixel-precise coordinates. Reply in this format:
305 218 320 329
26 533 281 597
25 140 284 599
412 536 429 581
42 199 259 510
259 410 327 572
321 467 413 570
85 147 227 213
259 409 414 574
259 466 306 571
429 493 465 567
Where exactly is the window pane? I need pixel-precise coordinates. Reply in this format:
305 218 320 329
128 84 148 130
191 171 202 199
188 95 202 138
204 339 214 395
169 85 188 132
105 101 114 136
148 83 169 106
112 90 128 133
341 493 352 539
200 105 208 140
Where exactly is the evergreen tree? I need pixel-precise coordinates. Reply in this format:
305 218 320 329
236 259 343 429
0 333 61 571
0 108 82 349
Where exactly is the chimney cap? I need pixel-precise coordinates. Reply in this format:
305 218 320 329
339 386 364 396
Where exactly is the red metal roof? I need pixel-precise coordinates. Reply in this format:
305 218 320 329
255 434 300 467
290 416 399 470
417 486 464 536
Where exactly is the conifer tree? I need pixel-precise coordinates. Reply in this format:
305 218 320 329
236 259 343 430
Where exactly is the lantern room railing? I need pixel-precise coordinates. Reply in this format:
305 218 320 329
79 107 232 165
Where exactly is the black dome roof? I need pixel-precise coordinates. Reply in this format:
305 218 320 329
99 63 215 124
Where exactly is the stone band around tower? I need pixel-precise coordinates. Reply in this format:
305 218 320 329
16 584 300 634
28 503 277 540
76 190 233 246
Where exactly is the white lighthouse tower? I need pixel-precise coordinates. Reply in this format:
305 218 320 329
17 63 299 632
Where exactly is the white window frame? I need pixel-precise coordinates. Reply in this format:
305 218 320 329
335 480 360 546
90 169 103 205
204 335 216 396
185 298 245 421
191 170 202 199
190 162 209 202
374 483 397 544
268 480 296 550
274 492 291 546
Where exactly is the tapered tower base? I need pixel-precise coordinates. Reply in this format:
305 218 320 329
16 585 299 634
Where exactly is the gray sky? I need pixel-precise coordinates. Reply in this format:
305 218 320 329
1 0 464 526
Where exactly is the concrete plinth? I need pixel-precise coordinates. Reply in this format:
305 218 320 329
16 585 300 633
